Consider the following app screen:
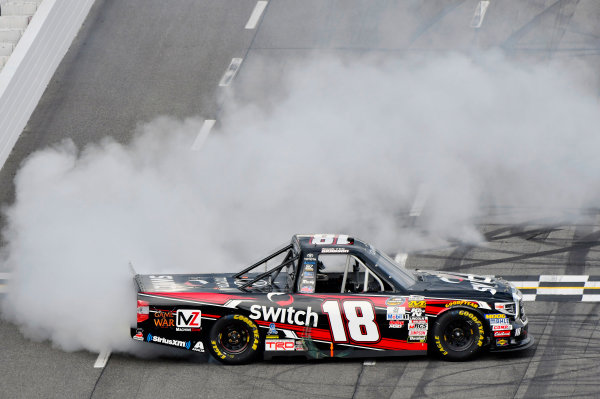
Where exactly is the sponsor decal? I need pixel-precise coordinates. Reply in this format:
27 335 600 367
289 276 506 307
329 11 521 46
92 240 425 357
485 314 507 319
387 306 409 320
147 333 191 349
153 311 175 328
408 321 428 330
410 308 424 317
214 277 230 289
304 264 314 272
389 320 404 328
234 278 268 288
409 295 425 301
408 336 426 343
496 338 509 347
492 324 512 331
268 323 278 335
265 339 295 351
386 297 408 306
494 330 511 337
305 253 315 258
267 293 294 306
133 329 144 341
515 327 522 337
184 278 209 287
176 310 201 332
437 273 465 283
300 286 314 293
321 248 349 253
445 300 478 308
408 300 426 308
249 305 319 327
149 275 179 291
295 340 307 351
192 341 205 352
488 318 510 325
303 271 315 278
408 317 428 337
436 273 497 294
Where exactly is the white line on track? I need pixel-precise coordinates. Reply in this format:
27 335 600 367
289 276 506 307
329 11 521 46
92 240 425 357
94 350 111 368
0 272 11 279
219 58 243 87
521 294 537 302
470 0 490 28
540 275 588 283
245 1 268 30
537 287 584 295
0 284 6 293
363 360 376 366
394 253 408 266
409 183 429 217
191 119 216 151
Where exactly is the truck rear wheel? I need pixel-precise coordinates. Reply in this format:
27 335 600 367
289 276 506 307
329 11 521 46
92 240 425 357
432 309 485 361
208 314 260 365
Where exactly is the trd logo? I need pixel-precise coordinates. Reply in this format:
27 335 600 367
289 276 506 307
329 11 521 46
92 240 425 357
176 310 201 328
265 339 295 351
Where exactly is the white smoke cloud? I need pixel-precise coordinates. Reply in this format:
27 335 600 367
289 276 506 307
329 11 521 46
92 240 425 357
2 51 600 354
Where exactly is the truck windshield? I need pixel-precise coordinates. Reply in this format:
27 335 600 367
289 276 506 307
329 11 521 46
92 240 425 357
372 249 416 288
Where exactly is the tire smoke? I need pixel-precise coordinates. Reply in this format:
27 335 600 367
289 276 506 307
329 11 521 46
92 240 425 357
2 52 599 354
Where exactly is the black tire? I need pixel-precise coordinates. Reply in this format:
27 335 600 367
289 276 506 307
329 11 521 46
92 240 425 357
432 309 485 361
208 314 260 365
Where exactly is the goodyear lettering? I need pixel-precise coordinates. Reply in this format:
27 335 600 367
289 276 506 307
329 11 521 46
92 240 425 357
211 340 228 359
445 300 478 308
233 315 259 350
249 305 318 327
459 310 484 347
435 335 448 355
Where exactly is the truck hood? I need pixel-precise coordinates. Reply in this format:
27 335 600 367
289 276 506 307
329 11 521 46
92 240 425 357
410 270 514 300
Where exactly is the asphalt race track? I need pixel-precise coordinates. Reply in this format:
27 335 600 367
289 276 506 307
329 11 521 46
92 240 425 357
1 1 600 398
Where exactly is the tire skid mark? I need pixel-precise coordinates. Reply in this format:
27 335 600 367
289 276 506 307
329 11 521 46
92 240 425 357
567 227 600 275
442 244 474 270
502 0 580 52
408 0 466 46
522 302 570 398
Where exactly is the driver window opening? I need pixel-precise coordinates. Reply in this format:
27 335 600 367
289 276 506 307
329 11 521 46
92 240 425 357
314 254 389 293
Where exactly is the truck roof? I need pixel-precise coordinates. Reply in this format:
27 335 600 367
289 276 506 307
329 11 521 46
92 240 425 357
294 234 371 253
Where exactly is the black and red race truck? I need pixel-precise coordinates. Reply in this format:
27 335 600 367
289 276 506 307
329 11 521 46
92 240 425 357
131 234 533 364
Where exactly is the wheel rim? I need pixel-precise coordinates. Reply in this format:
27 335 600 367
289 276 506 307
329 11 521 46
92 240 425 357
443 319 475 351
219 321 250 354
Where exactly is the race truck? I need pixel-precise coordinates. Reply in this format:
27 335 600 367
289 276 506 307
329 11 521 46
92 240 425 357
131 234 533 364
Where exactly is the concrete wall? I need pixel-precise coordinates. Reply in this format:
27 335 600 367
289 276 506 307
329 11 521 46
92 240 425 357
0 0 95 170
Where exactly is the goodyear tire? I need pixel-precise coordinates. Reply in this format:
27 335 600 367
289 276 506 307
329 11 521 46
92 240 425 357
208 314 260 365
432 309 485 361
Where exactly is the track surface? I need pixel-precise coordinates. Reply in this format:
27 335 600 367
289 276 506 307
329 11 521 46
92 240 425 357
1 1 600 398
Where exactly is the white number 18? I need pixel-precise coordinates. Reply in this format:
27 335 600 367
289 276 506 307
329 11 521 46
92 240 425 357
322 300 379 342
